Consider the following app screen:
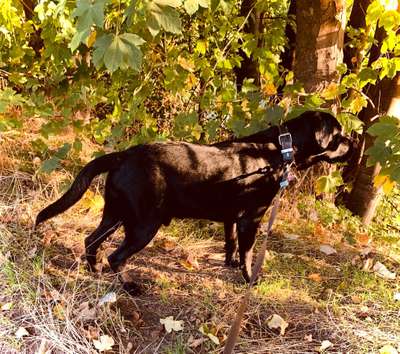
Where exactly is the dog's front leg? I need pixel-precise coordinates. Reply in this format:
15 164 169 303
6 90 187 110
237 209 266 282
224 221 239 267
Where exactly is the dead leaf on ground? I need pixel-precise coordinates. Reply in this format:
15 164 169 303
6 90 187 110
53 303 66 320
355 233 372 246
351 295 362 304
199 324 220 345
318 340 333 352
379 344 399 354
373 262 396 280
266 314 289 335
98 292 117 306
308 273 322 282
319 245 337 255
304 334 313 342
15 327 29 339
1 302 13 311
154 238 178 252
188 336 207 348
93 334 115 352
180 254 200 270
77 301 97 322
160 316 184 333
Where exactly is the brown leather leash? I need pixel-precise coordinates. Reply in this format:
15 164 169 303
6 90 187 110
223 126 294 354
222 188 283 354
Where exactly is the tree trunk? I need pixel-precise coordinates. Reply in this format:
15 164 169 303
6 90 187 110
345 73 400 224
294 0 346 92
343 21 396 224
235 0 261 89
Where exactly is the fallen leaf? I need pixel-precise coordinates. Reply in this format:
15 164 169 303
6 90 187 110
308 273 322 282
379 344 398 354
154 239 177 252
319 339 333 352
188 337 206 348
304 334 313 342
1 302 13 311
283 233 299 240
83 325 100 340
355 233 372 246
160 316 184 333
77 301 97 322
53 303 66 320
93 335 114 352
98 292 117 306
351 295 362 304
15 327 29 339
394 292 400 301
319 245 337 255
267 314 289 335
199 324 220 344
373 262 396 280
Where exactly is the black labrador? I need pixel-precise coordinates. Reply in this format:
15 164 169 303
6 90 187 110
36 111 353 284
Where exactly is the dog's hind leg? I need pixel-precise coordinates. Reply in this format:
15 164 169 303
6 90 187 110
224 222 239 267
108 218 161 271
85 204 121 271
107 218 161 295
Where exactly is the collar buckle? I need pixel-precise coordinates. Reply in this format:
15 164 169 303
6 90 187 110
278 132 293 162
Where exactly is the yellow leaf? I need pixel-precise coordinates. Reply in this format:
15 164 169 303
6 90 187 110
185 72 198 89
379 344 398 354
374 174 388 188
321 83 339 100
178 56 195 72
87 30 97 48
262 82 277 96
383 179 396 194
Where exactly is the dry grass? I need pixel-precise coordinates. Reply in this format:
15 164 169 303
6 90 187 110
1 125 400 353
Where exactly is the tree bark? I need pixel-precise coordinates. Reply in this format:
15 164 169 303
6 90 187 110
294 0 346 92
235 0 261 89
345 72 400 224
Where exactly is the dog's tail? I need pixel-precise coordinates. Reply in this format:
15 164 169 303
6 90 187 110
35 151 126 227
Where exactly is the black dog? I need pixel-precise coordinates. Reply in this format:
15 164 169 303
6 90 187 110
36 111 353 284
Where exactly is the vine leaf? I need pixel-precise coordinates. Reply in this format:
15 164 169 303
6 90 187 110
70 0 106 52
147 0 182 36
93 33 145 72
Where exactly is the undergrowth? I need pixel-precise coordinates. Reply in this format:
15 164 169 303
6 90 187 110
1 127 400 353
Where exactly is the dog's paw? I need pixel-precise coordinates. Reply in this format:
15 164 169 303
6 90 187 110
122 282 143 296
225 258 240 268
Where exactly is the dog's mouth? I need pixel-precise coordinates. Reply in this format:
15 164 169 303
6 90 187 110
296 135 354 170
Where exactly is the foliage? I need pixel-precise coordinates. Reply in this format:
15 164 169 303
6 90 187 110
0 0 399 179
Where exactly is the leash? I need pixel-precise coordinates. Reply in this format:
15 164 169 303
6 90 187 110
223 127 294 354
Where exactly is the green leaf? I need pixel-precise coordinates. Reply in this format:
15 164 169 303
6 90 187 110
70 0 106 51
264 106 284 125
378 10 400 32
315 171 343 194
40 157 61 174
336 113 364 134
358 68 378 88
366 0 384 26
184 0 199 15
147 0 182 35
93 33 145 72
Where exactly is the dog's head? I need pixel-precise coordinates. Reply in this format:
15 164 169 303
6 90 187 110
287 111 354 169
